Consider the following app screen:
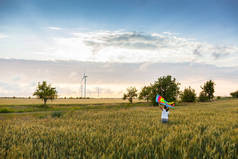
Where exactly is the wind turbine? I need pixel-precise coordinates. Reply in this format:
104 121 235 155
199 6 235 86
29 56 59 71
81 73 88 98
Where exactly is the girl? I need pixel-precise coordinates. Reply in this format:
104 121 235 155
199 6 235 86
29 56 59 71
160 105 169 123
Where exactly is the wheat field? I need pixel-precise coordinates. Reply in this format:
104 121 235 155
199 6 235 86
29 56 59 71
0 99 238 158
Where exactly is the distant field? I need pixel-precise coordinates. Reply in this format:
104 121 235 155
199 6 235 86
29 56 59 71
0 98 142 106
0 99 238 158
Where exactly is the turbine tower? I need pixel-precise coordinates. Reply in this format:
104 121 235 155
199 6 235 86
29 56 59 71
97 87 100 97
81 73 88 98
84 73 88 98
80 78 83 98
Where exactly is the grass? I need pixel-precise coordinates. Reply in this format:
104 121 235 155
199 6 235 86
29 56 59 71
0 98 142 106
0 99 238 158
0 102 147 114
51 111 64 118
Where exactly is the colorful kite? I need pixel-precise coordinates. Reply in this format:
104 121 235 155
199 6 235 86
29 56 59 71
156 95 175 108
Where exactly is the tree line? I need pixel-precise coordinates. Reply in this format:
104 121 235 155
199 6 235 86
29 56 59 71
33 75 238 105
123 75 238 104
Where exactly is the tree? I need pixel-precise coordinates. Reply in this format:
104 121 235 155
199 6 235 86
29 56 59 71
123 87 138 103
33 81 57 105
180 86 196 102
201 80 215 101
139 86 152 102
230 90 238 98
150 75 180 105
198 91 209 102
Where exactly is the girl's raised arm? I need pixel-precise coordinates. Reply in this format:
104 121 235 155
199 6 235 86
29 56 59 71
159 104 163 110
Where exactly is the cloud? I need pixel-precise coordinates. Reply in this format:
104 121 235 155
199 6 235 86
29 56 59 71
212 52 229 59
49 31 237 67
193 45 202 56
0 58 238 97
162 32 181 36
1 30 238 67
76 31 163 52
0 33 8 39
48 27 62 30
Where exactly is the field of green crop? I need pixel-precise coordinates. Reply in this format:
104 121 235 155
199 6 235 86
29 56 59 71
0 98 141 106
0 99 238 159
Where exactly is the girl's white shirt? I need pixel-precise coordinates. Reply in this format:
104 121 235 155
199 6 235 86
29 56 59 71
161 109 169 119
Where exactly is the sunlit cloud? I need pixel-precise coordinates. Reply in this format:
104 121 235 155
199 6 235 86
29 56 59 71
0 33 8 39
1 30 238 67
48 27 62 30
32 31 238 67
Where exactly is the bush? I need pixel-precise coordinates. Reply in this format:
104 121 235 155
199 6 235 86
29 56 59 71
0 108 11 113
199 91 209 102
180 87 196 102
51 111 63 118
230 90 238 98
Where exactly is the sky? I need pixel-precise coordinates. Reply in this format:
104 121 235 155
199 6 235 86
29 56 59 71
0 0 238 97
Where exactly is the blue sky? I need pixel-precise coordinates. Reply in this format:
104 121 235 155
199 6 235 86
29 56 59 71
1 0 238 44
0 0 238 97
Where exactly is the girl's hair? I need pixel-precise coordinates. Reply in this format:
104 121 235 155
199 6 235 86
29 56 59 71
164 106 169 112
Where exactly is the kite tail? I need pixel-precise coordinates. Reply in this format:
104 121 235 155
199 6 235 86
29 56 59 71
168 102 175 106
160 102 175 108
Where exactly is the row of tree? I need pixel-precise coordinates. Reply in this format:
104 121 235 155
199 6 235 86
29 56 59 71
123 75 221 104
33 76 238 105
